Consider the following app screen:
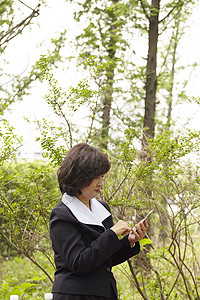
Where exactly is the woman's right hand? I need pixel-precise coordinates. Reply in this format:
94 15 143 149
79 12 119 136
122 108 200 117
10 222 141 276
111 220 132 237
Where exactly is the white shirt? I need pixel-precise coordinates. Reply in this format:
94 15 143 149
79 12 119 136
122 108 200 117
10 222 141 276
62 193 111 228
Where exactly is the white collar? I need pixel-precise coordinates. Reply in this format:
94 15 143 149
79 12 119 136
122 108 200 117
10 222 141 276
62 193 111 228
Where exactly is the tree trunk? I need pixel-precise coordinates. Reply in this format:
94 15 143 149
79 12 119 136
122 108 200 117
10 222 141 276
160 18 180 245
137 0 160 273
166 18 179 130
100 0 118 149
143 0 160 147
101 77 114 149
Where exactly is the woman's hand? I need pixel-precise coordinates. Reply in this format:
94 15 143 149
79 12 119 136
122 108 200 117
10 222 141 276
128 220 148 246
111 220 132 237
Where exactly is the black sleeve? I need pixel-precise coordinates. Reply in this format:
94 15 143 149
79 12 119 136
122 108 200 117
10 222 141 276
111 236 140 266
50 219 123 276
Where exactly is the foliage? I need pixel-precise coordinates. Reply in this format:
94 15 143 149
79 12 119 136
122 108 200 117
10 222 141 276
105 129 200 299
0 120 22 162
0 0 40 114
71 0 199 146
1 29 66 115
72 0 142 148
0 159 59 281
33 54 106 161
0 0 67 116
0 254 53 299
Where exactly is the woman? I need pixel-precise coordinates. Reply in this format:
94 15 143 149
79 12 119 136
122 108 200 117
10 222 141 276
50 143 147 300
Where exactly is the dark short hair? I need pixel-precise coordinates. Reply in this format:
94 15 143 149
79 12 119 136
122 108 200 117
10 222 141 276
57 143 110 196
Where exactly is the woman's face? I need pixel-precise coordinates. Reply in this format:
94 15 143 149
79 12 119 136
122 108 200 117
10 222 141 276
80 174 105 200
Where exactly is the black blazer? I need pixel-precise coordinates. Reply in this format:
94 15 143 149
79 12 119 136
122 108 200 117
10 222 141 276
49 199 140 297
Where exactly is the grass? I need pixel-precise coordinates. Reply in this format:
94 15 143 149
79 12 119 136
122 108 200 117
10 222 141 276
0 254 54 300
0 254 136 300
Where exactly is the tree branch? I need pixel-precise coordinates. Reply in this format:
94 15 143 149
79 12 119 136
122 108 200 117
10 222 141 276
159 0 183 24
0 4 40 48
17 0 36 11
127 259 148 300
139 0 150 21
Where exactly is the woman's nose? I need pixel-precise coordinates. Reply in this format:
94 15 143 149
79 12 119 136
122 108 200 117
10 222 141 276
98 177 104 186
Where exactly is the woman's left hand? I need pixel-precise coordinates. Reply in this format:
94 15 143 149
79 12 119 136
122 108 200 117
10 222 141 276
128 220 148 246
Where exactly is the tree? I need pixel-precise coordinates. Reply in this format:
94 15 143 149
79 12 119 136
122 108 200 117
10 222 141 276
0 0 39 114
141 0 196 145
73 0 140 149
0 0 40 53
66 0 198 152
0 0 67 116
142 0 160 144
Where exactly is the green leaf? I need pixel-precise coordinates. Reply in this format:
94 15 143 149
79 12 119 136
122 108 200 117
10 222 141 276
140 238 152 247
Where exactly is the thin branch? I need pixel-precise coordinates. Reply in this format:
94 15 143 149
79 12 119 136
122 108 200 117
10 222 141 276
158 28 175 78
139 0 150 21
0 4 40 47
0 193 23 238
127 259 148 300
126 163 149 199
154 270 165 300
159 7 182 35
0 230 22 253
52 98 73 148
45 77 73 147
175 224 200 298
107 168 131 202
17 0 36 11
34 246 56 269
165 267 181 300
168 238 193 300
0 55 30 87
159 0 184 24
85 98 99 143
25 252 53 283
159 6 176 24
